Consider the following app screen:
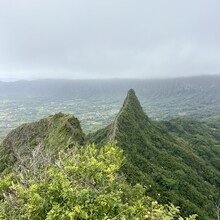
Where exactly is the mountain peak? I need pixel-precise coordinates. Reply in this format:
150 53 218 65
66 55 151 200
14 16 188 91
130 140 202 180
122 89 138 108
107 89 149 142
123 88 137 103
120 89 147 119
127 88 136 96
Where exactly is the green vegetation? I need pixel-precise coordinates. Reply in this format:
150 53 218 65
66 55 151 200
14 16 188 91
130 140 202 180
0 143 197 219
88 89 220 219
0 87 220 219
0 113 85 173
157 117 220 171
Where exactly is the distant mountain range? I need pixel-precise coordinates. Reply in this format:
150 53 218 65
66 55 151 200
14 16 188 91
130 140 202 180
1 88 220 219
1 75 220 98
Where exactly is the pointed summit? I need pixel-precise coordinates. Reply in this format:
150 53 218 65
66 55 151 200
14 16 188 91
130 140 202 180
125 88 136 101
88 89 151 144
122 89 140 108
87 89 150 144
107 89 149 142
119 89 147 121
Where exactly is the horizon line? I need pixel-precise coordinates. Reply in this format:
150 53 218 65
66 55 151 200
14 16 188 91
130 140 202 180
0 74 220 82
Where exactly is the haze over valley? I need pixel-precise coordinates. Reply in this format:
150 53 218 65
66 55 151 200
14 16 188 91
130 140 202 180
1 75 220 140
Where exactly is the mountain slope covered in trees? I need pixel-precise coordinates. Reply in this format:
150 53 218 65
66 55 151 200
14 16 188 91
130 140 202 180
157 117 220 171
88 89 220 219
0 113 85 173
0 89 219 219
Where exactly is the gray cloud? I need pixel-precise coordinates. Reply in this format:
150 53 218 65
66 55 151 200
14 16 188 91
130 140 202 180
0 0 220 80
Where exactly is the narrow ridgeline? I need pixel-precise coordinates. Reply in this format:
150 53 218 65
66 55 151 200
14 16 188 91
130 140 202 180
88 89 220 219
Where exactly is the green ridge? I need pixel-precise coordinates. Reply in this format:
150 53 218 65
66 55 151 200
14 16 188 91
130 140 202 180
0 112 85 172
88 89 220 219
0 89 219 219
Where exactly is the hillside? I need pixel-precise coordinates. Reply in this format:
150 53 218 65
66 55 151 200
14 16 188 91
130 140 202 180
88 89 220 219
0 88 220 219
0 113 85 172
157 117 220 170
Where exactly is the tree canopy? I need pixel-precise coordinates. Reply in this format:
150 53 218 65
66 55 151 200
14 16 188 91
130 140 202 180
0 143 197 219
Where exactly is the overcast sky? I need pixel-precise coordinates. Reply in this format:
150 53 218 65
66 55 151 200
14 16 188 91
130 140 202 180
0 0 220 80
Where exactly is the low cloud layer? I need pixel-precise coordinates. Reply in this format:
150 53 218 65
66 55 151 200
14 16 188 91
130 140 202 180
0 0 220 80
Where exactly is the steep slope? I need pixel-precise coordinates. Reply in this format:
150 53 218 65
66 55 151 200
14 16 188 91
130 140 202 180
88 89 220 219
0 112 85 172
157 117 220 170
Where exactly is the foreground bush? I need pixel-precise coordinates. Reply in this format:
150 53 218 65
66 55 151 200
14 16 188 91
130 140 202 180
0 143 197 219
